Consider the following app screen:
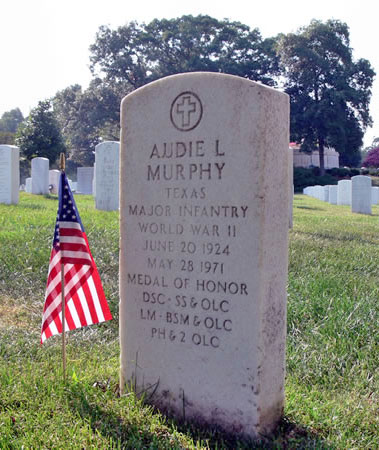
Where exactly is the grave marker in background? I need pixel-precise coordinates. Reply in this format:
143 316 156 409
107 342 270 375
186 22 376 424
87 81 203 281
77 167 94 194
337 180 352 206
31 157 49 195
329 185 338 205
25 177 32 193
119 73 290 438
95 141 120 211
49 170 60 194
352 175 371 215
0 145 19 205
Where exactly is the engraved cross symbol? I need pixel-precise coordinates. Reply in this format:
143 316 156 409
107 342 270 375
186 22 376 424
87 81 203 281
176 95 197 128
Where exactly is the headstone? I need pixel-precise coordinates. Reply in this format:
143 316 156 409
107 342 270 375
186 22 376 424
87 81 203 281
329 185 338 205
351 175 371 215
322 186 329 202
93 163 96 198
372 187 379 205
0 145 19 205
288 148 293 228
337 180 352 206
314 185 323 200
76 167 94 194
119 73 290 438
31 157 49 194
95 141 120 211
49 170 60 194
25 177 32 193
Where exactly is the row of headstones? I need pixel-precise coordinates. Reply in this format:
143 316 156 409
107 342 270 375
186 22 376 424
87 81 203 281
303 176 375 214
24 168 77 194
0 142 119 211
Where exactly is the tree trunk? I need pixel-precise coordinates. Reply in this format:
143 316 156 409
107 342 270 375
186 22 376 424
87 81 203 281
318 138 325 176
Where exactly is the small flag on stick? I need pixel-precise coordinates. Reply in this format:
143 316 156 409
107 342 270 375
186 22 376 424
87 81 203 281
41 171 112 344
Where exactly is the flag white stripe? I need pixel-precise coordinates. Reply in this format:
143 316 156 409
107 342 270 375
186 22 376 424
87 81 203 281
64 265 91 292
42 294 61 321
88 276 105 322
67 298 81 329
59 221 82 230
79 287 93 325
61 250 91 261
44 271 61 301
60 236 87 245
49 319 58 337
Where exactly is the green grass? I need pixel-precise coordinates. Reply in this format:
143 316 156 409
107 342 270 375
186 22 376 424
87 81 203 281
0 193 378 448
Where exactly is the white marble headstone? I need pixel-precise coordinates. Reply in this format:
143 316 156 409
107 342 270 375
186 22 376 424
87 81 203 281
49 170 60 194
351 175 371 215
25 177 32 193
329 185 338 205
337 180 352 206
31 157 49 195
119 73 290 438
372 187 379 205
77 167 94 194
95 141 120 211
322 186 329 202
0 145 19 205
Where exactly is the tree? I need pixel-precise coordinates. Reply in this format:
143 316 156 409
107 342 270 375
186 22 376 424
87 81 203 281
278 20 375 173
89 15 280 90
0 131 16 145
0 108 24 133
16 100 66 163
52 79 128 165
362 147 379 167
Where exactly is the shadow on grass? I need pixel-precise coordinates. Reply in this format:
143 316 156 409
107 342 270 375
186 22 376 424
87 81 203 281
43 194 58 200
295 229 379 246
68 382 334 449
296 206 326 211
18 204 44 210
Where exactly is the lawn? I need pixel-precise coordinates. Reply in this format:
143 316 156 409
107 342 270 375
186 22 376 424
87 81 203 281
0 193 378 448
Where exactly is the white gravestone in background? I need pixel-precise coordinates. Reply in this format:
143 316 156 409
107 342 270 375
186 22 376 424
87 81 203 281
49 170 60 194
0 145 19 205
119 73 290 439
288 148 293 228
337 180 352 206
92 163 96 198
76 167 94 194
31 157 49 195
329 185 338 205
322 186 329 202
95 141 120 211
25 177 32 193
372 187 379 205
351 175 371 215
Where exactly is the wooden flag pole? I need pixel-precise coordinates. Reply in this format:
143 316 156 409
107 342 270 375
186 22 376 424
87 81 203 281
60 153 66 381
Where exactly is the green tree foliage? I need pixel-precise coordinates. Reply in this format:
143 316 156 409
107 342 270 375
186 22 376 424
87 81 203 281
52 80 128 165
89 15 279 89
0 131 16 145
278 20 375 173
16 100 66 163
0 108 24 133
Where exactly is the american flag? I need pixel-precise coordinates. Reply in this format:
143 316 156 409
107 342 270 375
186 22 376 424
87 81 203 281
41 172 112 344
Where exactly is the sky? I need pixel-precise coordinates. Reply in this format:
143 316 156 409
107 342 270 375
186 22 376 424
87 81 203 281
1 0 378 147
